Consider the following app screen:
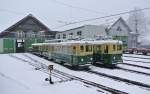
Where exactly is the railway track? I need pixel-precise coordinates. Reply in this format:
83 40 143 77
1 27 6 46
123 59 150 63
9 53 127 94
87 70 150 89
116 66 150 76
9 54 72 83
24 53 150 90
124 55 150 60
123 55 150 63
119 63 150 70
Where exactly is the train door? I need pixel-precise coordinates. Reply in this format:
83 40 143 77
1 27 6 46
16 39 24 53
93 45 102 63
104 45 108 53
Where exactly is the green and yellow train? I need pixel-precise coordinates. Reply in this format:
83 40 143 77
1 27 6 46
32 40 123 68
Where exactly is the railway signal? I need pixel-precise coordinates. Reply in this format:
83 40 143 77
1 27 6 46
45 65 54 84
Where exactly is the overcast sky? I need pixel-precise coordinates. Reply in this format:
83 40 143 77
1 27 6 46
0 0 150 31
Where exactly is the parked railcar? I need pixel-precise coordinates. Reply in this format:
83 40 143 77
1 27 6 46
91 40 123 66
32 41 93 68
32 40 123 68
52 41 93 68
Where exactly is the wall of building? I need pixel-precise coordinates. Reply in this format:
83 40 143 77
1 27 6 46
56 25 106 39
108 20 129 36
108 19 137 48
83 25 106 39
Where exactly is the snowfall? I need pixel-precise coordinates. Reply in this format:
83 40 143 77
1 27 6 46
1 53 150 94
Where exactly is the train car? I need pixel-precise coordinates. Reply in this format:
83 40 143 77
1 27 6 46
32 43 47 56
51 41 93 68
32 41 93 69
92 40 123 67
32 40 123 68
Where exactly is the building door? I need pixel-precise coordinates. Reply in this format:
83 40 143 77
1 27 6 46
16 39 24 53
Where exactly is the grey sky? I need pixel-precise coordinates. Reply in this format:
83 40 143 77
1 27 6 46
0 0 150 31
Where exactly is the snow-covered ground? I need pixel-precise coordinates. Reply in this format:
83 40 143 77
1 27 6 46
91 65 150 85
12 53 150 93
1 53 150 94
0 54 107 94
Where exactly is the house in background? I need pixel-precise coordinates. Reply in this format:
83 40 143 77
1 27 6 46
108 17 137 48
0 14 57 40
56 25 107 39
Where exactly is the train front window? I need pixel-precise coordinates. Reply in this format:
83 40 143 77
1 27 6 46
85 45 92 52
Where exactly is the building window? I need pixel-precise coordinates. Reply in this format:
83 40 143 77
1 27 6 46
117 26 122 31
63 34 66 39
17 30 24 38
37 31 45 38
77 31 82 36
57 34 60 39
69 33 73 35
26 30 36 38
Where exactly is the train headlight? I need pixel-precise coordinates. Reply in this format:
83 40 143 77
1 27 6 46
113 56 116 60
90 58 93 60
81 58 84 62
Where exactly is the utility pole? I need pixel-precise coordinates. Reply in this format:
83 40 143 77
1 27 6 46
134 9 139 48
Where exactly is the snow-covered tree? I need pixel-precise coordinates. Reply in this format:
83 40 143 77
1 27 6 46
127 8 149 45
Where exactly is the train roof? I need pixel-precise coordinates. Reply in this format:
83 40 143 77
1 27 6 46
90 40 122 44
32 40 122 46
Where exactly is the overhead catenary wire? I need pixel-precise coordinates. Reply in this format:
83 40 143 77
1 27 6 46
53 7 150 29
0 8 27 15
50 0 103 14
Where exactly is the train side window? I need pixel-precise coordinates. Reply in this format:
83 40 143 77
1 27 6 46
120 45 122 50
95 45 100 51
80 45 84 52
117 45 122 50
73 46 76 54
119 45 122 50
117 45 119 50
113 45 116 51
89 45 92 52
